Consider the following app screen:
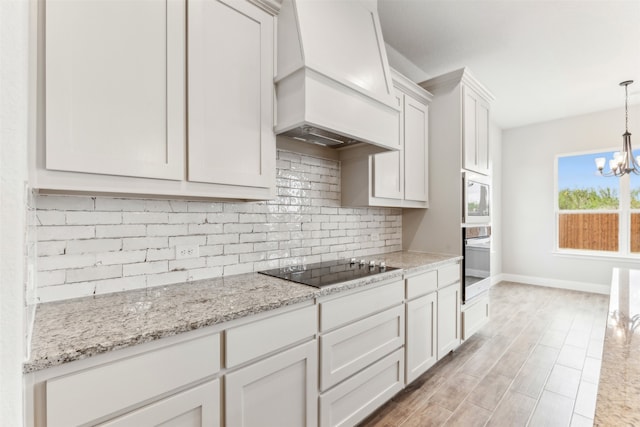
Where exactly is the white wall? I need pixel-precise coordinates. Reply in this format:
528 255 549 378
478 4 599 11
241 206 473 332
490 122 502 279
0 0 29 424
384 43 429 83
502 105 640 294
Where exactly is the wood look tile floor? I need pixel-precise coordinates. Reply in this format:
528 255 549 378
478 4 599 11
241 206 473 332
359 282 609 427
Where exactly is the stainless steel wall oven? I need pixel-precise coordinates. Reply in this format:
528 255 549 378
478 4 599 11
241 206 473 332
462 226 491 303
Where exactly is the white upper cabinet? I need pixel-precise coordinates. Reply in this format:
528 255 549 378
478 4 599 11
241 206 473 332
45 0 186 180
37 0 279 200
342 69 431 208
188 0 275 189
463 86 491 175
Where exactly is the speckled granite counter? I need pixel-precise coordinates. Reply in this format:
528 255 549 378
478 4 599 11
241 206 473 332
25 251 460 373
595 268 640 426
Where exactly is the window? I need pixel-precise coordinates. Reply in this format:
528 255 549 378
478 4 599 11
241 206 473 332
556 149 639 257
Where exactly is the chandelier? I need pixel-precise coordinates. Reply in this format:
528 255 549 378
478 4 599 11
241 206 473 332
595 80 639 176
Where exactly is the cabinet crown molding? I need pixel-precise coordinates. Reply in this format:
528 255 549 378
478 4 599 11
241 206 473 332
247 0 282 15
419 67 495 102
390 68 433 105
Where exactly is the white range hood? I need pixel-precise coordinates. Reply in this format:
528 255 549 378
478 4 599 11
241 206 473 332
275 0 400 151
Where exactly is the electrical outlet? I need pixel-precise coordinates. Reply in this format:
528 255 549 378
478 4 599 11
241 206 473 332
175 245 199 260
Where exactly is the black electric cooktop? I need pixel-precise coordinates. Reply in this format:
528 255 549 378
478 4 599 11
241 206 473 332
258 259 398 288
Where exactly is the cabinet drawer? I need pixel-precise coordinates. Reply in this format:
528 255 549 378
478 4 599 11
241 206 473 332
226 305 316 368
319 280 404 332
320 305 404 391
406 270 437 299
462 294 490 340
438 263 460 287
319 348 404 427
99 379 220 427
46 333 220 427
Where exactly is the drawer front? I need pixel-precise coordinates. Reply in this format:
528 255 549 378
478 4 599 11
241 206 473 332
406 270 437 300
319 348 404 427
226 304 316 368
47 333 221 427
319 280 404 332
99 379 220 427
462 294 490 340
438 263 460 288
320 305 404 390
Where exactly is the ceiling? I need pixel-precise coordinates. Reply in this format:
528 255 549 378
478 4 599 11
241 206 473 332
377 0 640 129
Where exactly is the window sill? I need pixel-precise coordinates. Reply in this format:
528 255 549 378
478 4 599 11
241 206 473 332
552 249 640 263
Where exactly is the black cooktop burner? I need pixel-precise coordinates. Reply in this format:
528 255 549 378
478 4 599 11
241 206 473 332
258 259 398 288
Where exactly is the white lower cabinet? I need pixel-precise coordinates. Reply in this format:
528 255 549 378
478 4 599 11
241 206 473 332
405 292 437 384
437 282 461 360
225 340 318 427
319 349 404 427
462 292 490 340
99 380 220 427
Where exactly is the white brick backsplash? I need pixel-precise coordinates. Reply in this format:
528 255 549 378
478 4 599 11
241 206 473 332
37 241 66 257
37 270 66 287
37 195 94 211
147 248 175 261
187 202 223 213
34 149 402 301
67 265 121 283
207 234 239 245
95 198 146 211
206 255 238 267
187 267 223 281
123 261 168 277
169 258 206 271
38 226 94 241
200 245 224 256
38 282 95 303
122 237 168 251
240 232 266 243
94 276 146 296
67 211 122 225
147 224 188 237
147 271 189 287
188 223 224 235
168 235 206 247
169 213 207 224
38 254 96 271
96 250 146 266
96 225 146 238
36 211 65 225
66 239 122 255
123 212 169 224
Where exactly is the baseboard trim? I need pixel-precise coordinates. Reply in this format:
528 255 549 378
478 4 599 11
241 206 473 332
498 273 610 295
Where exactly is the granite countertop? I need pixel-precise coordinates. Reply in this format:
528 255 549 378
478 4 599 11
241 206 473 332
25 251 460 373
595 268 640 426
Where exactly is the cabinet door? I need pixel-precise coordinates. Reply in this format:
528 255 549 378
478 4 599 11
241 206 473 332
372 90 403 200
45 0 185 180
476 99 490 173
405 293 437 384
188 0 275 189
226 340 317 427
462 87 478 173
403 95 429 202
437 282 461 360
99 380 220 427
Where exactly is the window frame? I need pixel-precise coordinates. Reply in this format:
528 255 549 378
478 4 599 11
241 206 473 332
553 148 640 260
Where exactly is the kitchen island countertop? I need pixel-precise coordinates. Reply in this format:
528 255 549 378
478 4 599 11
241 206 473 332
25 250 460 373
595 268 640 426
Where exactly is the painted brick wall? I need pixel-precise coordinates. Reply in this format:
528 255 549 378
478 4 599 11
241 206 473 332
34 149 403 302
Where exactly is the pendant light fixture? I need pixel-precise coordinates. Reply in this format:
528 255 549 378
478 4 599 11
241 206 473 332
595 80 640 176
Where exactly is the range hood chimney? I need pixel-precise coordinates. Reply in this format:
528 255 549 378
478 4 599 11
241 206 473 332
275 0 400 151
